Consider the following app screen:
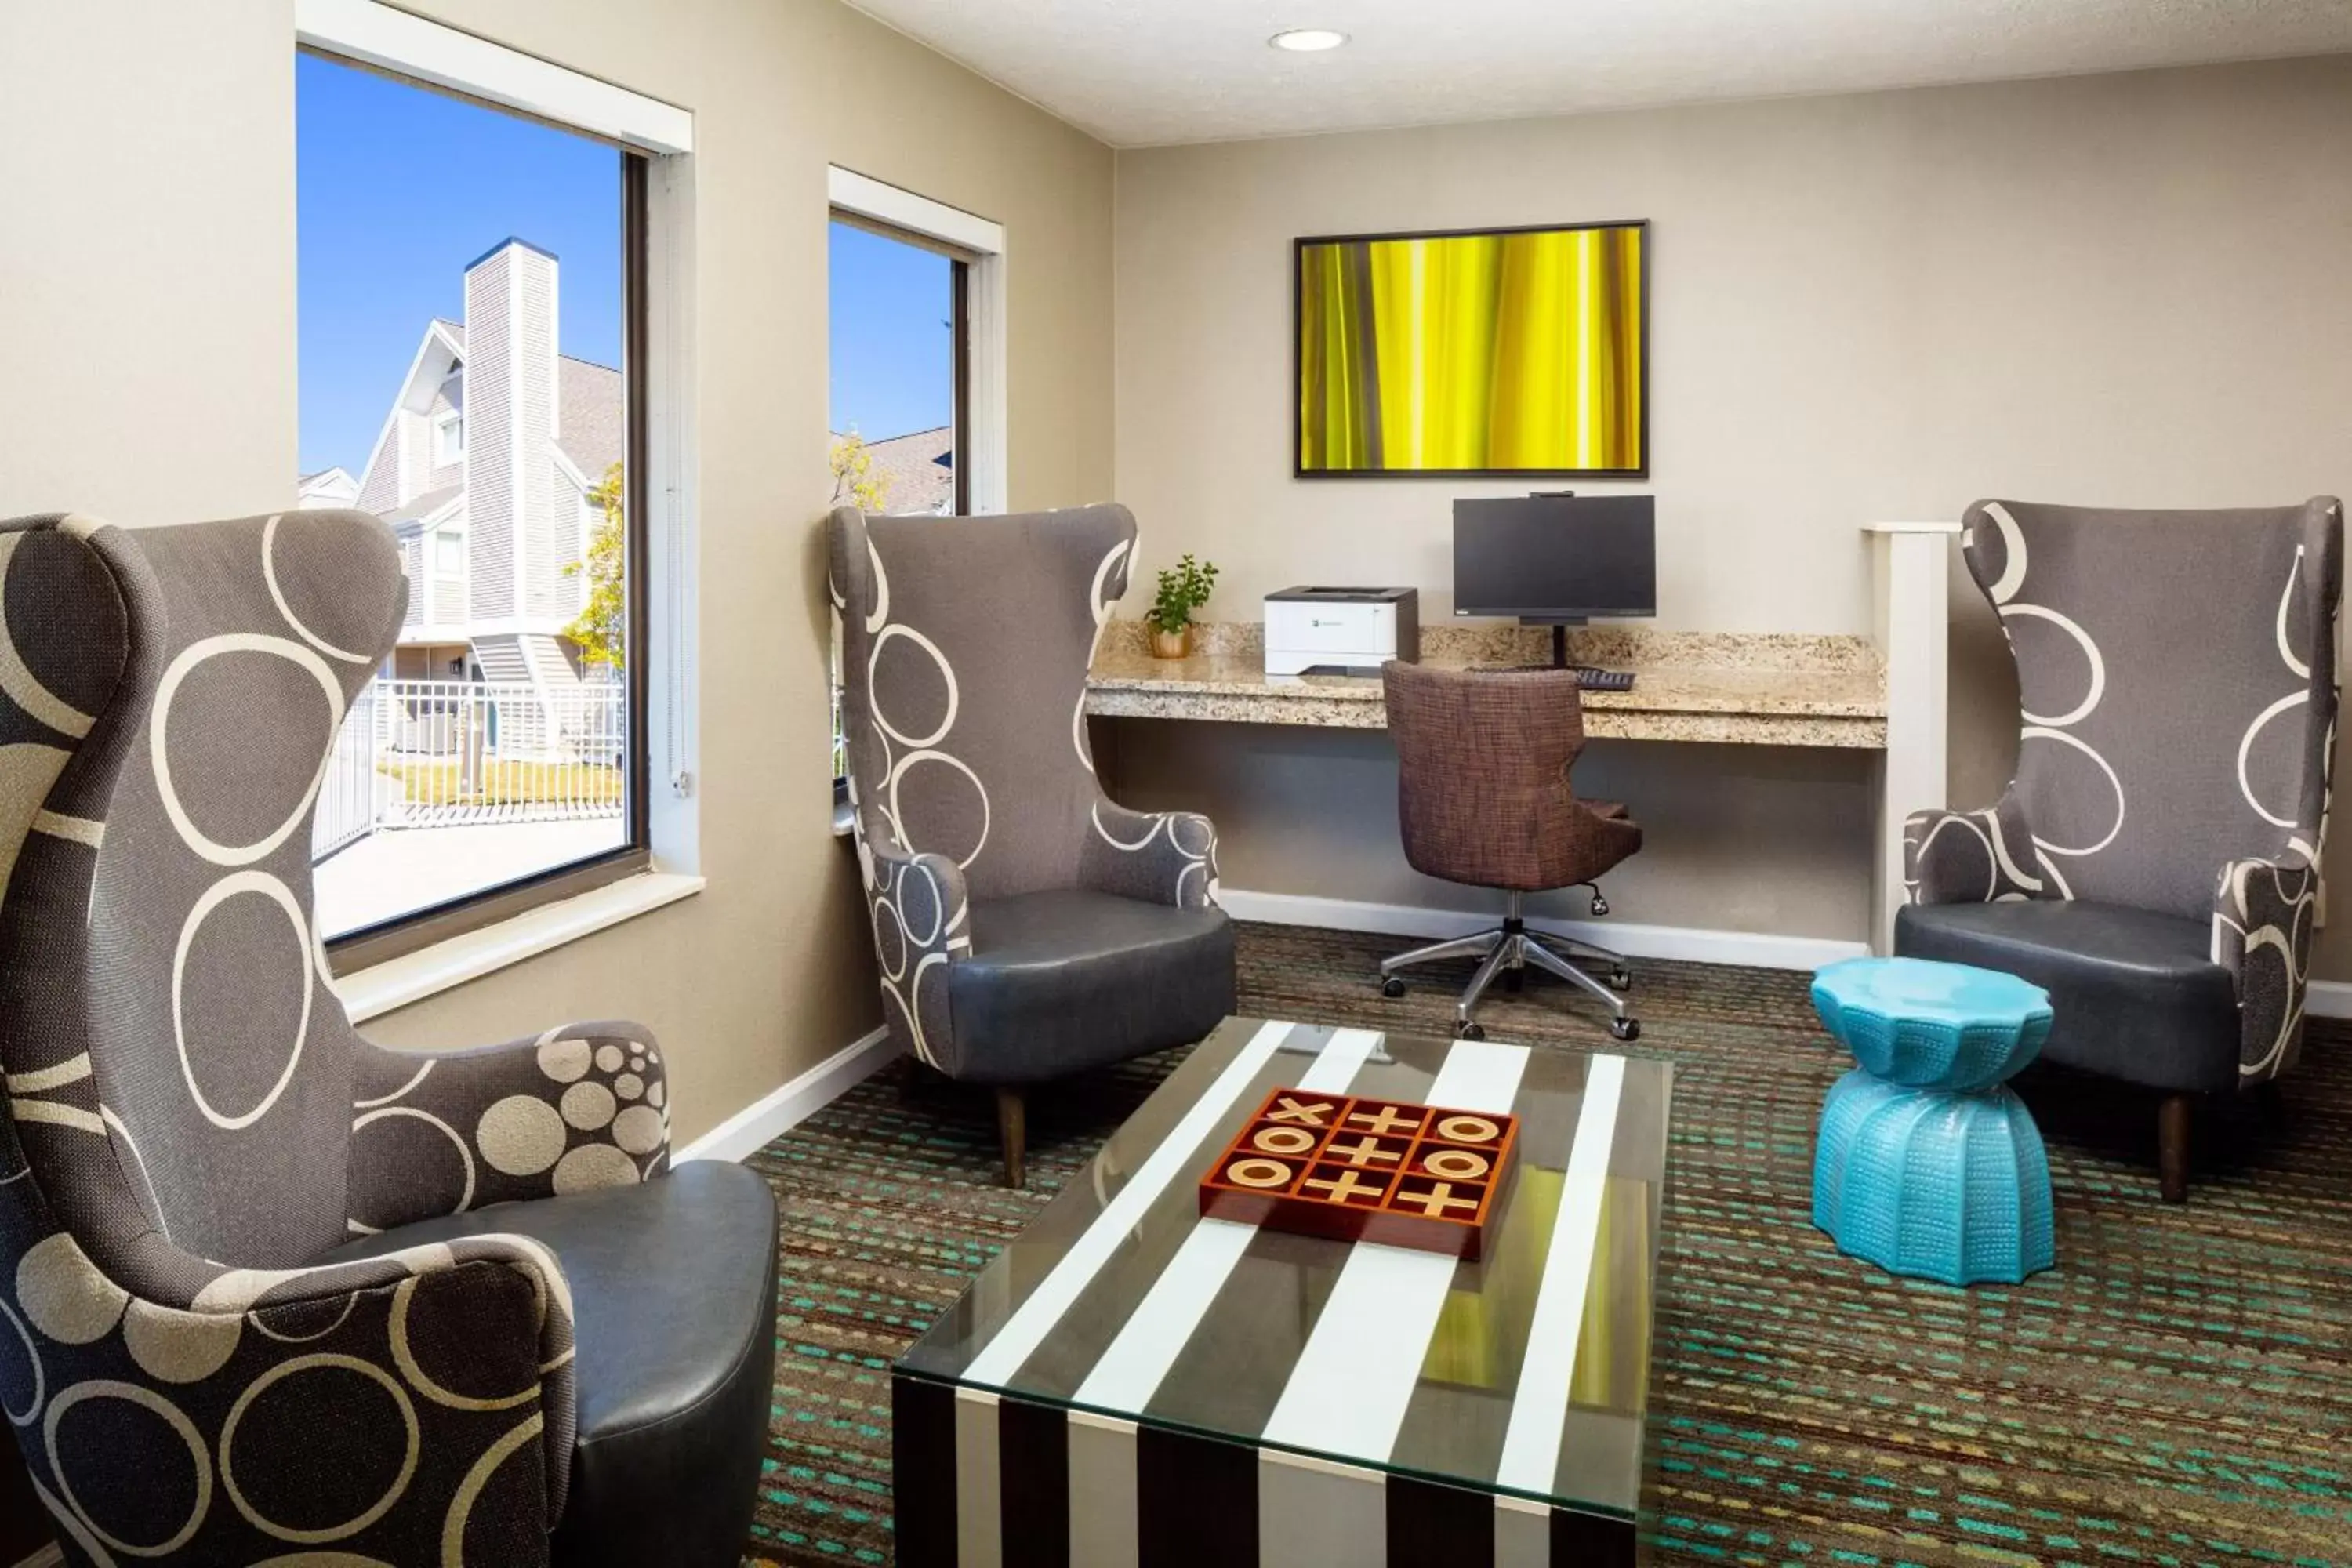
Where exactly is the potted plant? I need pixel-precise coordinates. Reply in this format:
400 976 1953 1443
1147 554 1221 658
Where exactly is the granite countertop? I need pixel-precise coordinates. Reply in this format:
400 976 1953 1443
1085 621 1889 747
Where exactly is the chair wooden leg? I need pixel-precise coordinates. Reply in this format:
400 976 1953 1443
2158 1092 2192 1203
996 1087 1026 1190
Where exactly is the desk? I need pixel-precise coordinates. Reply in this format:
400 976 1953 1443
1084 519 1959 958
1087 625 1886 749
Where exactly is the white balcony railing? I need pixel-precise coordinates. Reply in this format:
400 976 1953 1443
311 677 626 861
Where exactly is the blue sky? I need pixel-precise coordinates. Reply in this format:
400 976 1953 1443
829 222 955 440
299 52 956 482
297 52 623 479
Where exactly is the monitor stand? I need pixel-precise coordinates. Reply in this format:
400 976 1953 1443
1502 618 1635 691
1506 617 1584 670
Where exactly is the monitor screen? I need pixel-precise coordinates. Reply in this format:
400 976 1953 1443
1453 496 1657 620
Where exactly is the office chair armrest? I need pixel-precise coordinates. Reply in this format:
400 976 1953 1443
859 831 971 1073
349 1022 671 1230
2214 855 2321 1083
1903 796 2043 905
1080 798 1221 909
5 1225 575 1554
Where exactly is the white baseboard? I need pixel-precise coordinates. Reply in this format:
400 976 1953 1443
675 1025 902 1164
1218 887 1867 973
2306 980 2352 1019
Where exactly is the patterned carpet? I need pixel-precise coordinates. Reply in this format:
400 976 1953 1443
742 923 2352 1566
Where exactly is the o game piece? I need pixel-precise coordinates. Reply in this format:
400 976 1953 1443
1435 1114 1501 1145
1227 1158 1293 1189
1251 1126 1318 1156
1421 1148 1490 1181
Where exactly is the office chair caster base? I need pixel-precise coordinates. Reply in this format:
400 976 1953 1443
1503 967 1524 993
1610 1017 1641 1042
1457 1021 1486 1041
1381 976 1408 998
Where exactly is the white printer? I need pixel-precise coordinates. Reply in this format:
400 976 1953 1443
1262 586 1421 677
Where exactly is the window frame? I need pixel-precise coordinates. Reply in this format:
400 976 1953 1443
826 168 1007 514
827 209 973 517
824 176 1001 793
307 60 659 975
950 256 972 516
432 406 465 465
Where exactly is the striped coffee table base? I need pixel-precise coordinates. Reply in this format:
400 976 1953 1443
892 1375 1635 1567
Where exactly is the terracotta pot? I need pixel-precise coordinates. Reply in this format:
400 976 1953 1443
1149 625 1192 659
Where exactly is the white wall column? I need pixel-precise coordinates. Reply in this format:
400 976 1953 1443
1866 521 1961 953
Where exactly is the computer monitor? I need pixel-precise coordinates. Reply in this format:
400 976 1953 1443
1452 495 1657 622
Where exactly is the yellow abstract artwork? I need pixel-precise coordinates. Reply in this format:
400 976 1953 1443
1298 223 1646 475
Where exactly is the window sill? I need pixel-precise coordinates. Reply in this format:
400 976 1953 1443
333 871 706 1024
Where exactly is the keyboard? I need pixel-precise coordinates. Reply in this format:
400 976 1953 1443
1568 665 1635 692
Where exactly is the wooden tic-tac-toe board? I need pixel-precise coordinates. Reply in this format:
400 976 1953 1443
1198 1087 1519 1259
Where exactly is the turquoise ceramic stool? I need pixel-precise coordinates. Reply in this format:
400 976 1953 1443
1810 956 2056 1286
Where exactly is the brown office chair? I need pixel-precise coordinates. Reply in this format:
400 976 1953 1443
1377 662 1644 1040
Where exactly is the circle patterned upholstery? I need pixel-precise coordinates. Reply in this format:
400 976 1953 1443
1904 497 2343 1085
827 503 1222 1080
0 510 674 1563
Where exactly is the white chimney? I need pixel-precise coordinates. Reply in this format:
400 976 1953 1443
460 238 560 627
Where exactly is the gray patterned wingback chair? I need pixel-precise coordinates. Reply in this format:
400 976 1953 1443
829 503 1236 1185
1899 497 2343 1202
0 510 777 1566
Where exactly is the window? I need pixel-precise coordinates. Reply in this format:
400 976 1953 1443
828 209 976 786
299 45 653 961
828 216 967 517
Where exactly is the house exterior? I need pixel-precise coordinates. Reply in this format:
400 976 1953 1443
297 466 358 509
348 237 620 687
832 426 955 515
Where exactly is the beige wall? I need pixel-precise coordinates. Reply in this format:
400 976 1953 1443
1110 56 2352 965
0 0 1115 1144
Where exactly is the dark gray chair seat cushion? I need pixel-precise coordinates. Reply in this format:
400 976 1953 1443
333 1162 779 1568
1896 901 2241 1092
952 889 1237 1082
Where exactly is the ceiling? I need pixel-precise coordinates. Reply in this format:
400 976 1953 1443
842 0 2352 147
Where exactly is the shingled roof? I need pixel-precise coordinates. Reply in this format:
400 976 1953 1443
833 426 955 515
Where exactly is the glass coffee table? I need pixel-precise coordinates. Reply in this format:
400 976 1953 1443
894 1017 1673 1567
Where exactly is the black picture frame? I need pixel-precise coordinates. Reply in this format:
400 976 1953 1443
1291 218 1651 481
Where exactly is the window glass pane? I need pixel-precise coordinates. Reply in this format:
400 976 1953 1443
828 217 962 782
829 220 958 517
299 51 633 942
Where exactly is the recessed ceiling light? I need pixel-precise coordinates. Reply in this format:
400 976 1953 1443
1269 28 1348 52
